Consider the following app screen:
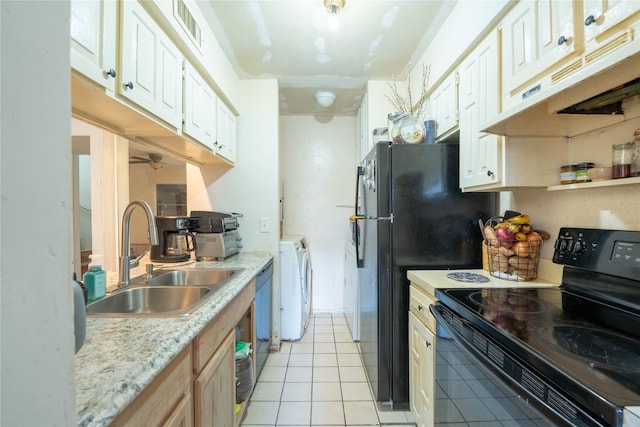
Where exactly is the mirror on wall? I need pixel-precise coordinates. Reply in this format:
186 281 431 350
71 118 187 276
128 144 187 257
71 136 92 278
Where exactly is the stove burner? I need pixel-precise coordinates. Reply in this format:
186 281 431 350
447 272 490 283
469 289 544 314
553 326 640 372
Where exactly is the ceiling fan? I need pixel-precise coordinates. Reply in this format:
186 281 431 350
129 153 165 170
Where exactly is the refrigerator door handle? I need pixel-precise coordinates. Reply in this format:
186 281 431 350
355 166 364 268
357 214 394 223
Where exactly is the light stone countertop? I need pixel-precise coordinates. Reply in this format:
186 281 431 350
74 251 273 427
407 268 560 297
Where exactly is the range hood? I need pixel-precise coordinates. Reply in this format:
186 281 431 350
557 77 640 115
482 43 640 138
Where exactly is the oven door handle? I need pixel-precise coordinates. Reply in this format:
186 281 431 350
429 303 449 329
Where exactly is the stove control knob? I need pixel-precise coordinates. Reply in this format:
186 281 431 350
558 239 569 253
566 240 574 252
554 239 562 250
572 241 584 255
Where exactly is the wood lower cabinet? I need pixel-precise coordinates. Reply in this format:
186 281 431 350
192 280 256 426
194 330 235 427
163 392 195 427
111 346 193 427
111 279 257 427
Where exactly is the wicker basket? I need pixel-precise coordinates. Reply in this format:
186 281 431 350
486 238 541 281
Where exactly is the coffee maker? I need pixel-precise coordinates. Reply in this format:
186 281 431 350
150 216 196 263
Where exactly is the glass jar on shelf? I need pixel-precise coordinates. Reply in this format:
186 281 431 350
632 128 640 177
612 142 634 179
576 162 595 183
560 165 577 184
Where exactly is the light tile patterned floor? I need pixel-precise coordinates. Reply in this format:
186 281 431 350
241 313 416 427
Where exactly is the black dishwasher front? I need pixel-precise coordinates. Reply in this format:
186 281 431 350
255 260 273 380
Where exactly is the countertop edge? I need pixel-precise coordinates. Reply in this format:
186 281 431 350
408 268 560 297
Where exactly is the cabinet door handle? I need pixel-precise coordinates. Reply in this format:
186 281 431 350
557 35 568 45
584 14 596 26
124 81 134 90
487 170 494 177
425 340 431 347
105 68 116 78
418 304 424 312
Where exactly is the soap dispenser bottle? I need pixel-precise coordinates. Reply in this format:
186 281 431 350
84 254 106 302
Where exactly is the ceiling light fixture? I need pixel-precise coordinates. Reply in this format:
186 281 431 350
324 0 345 15
315 90 336 108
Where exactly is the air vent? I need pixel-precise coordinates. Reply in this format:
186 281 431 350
548 388 579 422
175 0 202 48
487 342 504 367
551 58 582 84
521 368 545 400
585 31 630 65
451 316 464 334
472 332 487 352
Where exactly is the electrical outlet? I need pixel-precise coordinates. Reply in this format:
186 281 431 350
260 217 270 233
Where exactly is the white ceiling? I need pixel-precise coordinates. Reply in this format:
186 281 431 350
199 0 457 116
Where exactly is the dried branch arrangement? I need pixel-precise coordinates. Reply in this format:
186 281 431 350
385 63 431 117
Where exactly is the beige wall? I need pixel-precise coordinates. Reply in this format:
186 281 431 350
280 115 357 313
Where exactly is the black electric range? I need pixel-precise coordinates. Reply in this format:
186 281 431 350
434 228 640 427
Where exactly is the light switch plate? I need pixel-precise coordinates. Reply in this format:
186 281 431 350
260 217 270 233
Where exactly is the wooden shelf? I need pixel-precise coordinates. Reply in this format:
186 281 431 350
547 176 640 191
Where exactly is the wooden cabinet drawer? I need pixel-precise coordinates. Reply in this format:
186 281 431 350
409 285 436 334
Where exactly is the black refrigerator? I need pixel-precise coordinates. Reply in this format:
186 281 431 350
355 142 495 409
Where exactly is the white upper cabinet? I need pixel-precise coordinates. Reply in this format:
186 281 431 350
183 62 217 150
487 0 640 137
70 0 117 91
120 0 183 130
429 72 458 139
583 0 640 43
215 101 237 164
502 0 580 111
459 30 501 190
459 27 565 192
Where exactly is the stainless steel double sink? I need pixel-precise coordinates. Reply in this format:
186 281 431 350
86 268 242 317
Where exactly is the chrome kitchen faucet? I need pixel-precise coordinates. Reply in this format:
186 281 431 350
118 200 159 287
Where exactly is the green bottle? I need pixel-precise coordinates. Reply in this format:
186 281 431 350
84 254 106 302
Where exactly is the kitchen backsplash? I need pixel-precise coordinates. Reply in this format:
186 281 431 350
503 116 640 263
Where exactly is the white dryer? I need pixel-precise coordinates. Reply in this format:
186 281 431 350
280 236 312 341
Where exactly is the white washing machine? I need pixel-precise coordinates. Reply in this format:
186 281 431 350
280 236 312 341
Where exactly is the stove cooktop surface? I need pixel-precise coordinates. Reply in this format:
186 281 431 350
439 286 640 406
